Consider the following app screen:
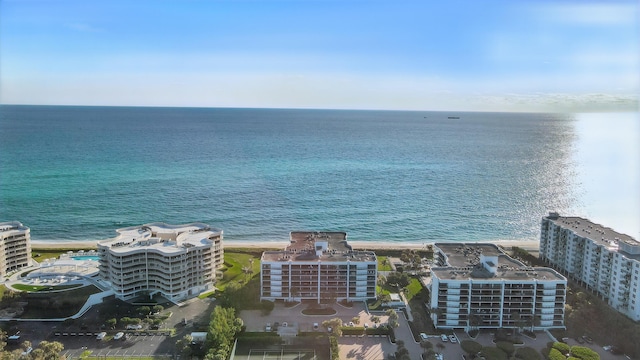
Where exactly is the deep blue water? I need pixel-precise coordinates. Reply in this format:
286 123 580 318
0 105 634 243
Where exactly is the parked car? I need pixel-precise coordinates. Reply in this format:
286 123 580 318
582 335 593 344
113 332 124 340
126 324 143 330
440 334 448 342
449 335 457 343
420 333 428 340
96 332 107 341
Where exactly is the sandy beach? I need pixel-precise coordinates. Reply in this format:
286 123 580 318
31 239 539 252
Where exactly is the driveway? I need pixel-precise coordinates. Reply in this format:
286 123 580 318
240 301 387 333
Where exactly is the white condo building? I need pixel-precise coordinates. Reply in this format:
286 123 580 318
260 232 377 303
429 243 566 331
0 221 32 277
540 212 640 321
98 223 223 302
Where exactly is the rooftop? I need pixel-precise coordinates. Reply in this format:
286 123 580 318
261 231 376 263
0 221 29 234
545 213 640 258
98 222 222 254
432 242 565 281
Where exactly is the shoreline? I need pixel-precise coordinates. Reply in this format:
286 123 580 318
30 239 540 252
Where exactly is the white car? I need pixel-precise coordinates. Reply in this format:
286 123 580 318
96 332 107 341
126 324 143 330
420 333 428 340
449 334 457 343
113 332 124 340
440 334 448 342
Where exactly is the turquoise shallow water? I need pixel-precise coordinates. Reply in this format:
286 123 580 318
0 106 636 243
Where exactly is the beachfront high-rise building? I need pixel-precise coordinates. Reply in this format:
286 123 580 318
429 243 566 331
540 212 640 321
0 221 32 277
97 223 223 302
260 232 377 303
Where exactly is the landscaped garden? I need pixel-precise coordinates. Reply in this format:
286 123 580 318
214 249 262 291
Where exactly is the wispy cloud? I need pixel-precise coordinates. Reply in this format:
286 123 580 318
533 2 637 26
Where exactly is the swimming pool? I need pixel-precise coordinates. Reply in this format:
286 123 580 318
71 255 100 261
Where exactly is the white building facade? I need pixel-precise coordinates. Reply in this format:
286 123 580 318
98 223 223 302
0 221 32 277
260 232 377 303
429 243 566 331
540 212 640 321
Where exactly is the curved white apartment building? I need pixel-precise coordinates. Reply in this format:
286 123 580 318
540 212 640 321
0 221 32 276
98 223 223 302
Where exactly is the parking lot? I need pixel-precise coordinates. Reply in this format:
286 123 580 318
3 296 214 359
57 332 175 359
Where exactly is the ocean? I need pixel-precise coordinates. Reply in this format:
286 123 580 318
1 105 638 243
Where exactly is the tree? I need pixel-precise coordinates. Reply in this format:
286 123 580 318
35 340 65 360
420 339 434 351
351 316 360 325
480 347 508 360
460 340 483 355
378 274 387 287
175 334 194 359
205 307 243 360
395 340 411 360
241 266 253 283
386 309 399 328
322 318 343 337
496 341 515 356
514 347 542 360
529 314 541 331
105 318 117 329
289 287 300 302
371 315 381 326
386 272 410 289
0 329 6 352
379 293 392 304
512 312 527 334
152 305 164 314
137 306 151 317
469 313 481 332
260 300 275 315
570 346 600 360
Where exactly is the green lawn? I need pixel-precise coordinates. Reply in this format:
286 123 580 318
11 283 83 292
216 251 261 291
31 250 67 263
377 256 393 271
404 278 423 302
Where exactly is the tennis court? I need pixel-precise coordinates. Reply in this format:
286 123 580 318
240 348 316 360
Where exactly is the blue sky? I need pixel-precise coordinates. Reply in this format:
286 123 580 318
1 0 638 111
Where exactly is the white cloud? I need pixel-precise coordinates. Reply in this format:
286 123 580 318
534 2 638 26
